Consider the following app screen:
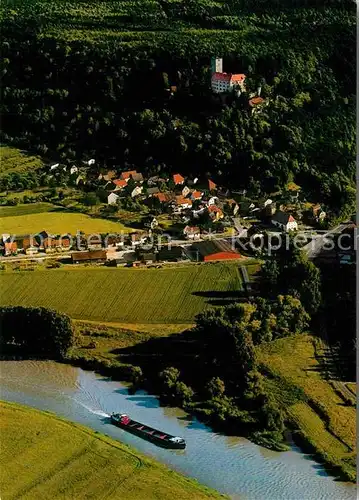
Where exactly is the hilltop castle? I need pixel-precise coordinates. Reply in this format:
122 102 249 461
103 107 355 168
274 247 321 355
210 57 246 95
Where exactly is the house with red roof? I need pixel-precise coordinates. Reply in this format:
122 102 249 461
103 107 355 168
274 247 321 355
174 195 192 210
3 241 18 256
191 240 242 262
113 179 128 190
153 192 174 204
173 173 185 185
208 205 224 221
248 97 267 114
211 72 246 94
191 190 204 201
271 211 298 232
208 179 217 191
120 170 137 180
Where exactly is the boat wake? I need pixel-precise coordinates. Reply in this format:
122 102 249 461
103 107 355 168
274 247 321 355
71 398 110 418
92 409 111 418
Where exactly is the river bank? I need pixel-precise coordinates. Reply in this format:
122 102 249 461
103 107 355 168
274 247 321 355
0 401 223 499
66 320 356 482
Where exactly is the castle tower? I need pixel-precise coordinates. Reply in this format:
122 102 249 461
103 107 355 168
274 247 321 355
211 57 223 74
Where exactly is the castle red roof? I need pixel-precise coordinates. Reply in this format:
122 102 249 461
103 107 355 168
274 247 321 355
212 72 246 84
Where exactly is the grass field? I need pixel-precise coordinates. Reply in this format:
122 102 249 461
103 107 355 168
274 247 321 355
70 320 188 367
0 401 222 500
0 202 56 218
0 207 135 234
0 145 44 176
257 334 356 482
0 263 243 323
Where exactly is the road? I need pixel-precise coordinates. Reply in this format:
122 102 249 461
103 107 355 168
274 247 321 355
302 224 347 259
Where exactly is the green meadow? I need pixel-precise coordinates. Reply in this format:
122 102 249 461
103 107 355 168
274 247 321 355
0 263 244 324
0 401 223 499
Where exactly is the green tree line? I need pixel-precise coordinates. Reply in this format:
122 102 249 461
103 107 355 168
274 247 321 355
0 306 75 359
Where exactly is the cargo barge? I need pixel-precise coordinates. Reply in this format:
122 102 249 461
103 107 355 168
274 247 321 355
111 413 186 449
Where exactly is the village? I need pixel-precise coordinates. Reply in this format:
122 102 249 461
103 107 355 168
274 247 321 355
1 161 337 269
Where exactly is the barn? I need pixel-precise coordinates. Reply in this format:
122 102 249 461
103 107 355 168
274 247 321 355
71 250 107 264
191 239 242 262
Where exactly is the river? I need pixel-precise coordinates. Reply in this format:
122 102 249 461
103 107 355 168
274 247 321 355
0 360 355 500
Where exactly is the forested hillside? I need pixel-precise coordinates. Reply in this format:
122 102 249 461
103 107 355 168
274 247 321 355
0 0 356 215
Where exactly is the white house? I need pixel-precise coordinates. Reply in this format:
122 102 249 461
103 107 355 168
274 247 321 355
108 193 119 205
211 72 246 94
263 198 273 208
182 186 191 197
131 186 143 198
183 226 200 240
207 196 219 206
70 165 79 175
50 163 60 171
87 159 95 166
271 211 298 232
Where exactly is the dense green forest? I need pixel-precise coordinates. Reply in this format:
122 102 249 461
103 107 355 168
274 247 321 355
0 0 356 215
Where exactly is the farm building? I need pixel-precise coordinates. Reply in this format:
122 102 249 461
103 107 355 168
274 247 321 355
71 250 107 264
136 249 157 263
191 239 242 261
157 245 184 262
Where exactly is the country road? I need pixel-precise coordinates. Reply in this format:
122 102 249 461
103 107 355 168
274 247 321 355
302 224 348 259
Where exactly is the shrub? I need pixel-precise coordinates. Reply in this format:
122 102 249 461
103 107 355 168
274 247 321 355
129 365 143 385
205 377 226 399
159 366 180 390
175 381 194 404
